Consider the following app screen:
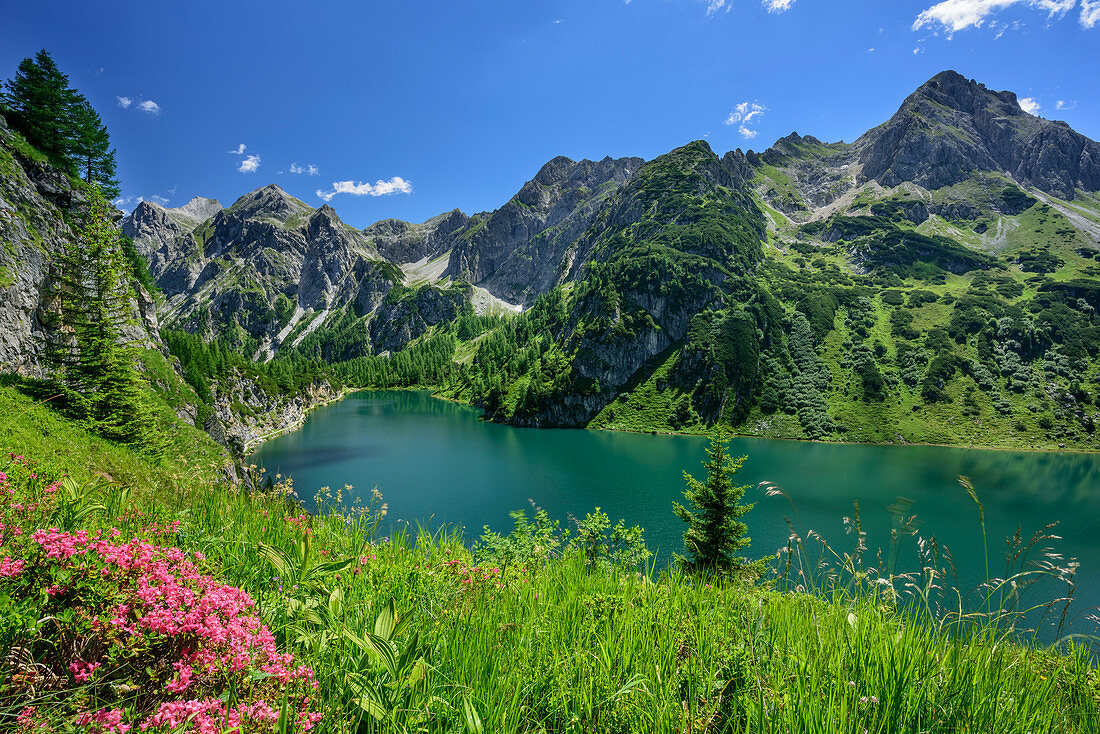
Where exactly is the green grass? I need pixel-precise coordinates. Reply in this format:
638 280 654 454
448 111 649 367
0 382 229 497
0 397 1097 732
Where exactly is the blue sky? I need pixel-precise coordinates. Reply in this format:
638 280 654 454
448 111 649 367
2 0 1097 228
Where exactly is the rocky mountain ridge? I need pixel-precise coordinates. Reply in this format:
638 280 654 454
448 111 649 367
754 71 1100 225
100 70 1100 449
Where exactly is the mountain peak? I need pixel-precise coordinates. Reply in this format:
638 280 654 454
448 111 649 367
909 69 1023 117
228 184 312 223
173 196 222 224
532 156 579 186
857 70 1100 197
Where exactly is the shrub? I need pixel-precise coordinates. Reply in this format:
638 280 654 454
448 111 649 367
0 460 321 733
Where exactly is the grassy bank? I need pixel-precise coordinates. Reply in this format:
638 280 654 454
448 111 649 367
1 387 1098 732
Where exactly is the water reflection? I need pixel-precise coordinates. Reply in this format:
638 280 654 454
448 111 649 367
255 390 1100 635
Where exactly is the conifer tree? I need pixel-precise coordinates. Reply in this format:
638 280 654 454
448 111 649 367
48 186 160 449
673 434 761 580
3 50 119 197
2 50 78 167
70 97 120 199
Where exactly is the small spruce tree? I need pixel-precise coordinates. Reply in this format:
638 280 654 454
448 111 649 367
47 186 160 450
673 433 762 580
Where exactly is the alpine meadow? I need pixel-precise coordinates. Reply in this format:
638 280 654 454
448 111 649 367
2 2 1100 732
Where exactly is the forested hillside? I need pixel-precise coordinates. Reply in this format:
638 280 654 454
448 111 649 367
6 64 1100 452
0 52 342 456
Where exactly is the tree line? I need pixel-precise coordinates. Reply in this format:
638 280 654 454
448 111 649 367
1 49 119 198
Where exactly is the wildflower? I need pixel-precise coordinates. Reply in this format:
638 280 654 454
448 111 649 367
69 660 101 683
0 557 25 577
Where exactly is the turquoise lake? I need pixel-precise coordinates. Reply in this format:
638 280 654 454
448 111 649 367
254 389 1100 634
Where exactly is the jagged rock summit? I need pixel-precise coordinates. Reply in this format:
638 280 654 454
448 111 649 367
856 70 1100 198
116 69 1100 371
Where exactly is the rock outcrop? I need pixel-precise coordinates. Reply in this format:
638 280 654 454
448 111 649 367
202 370 341 454
856 70 1100 199
0 115 158 375
444 155 644 305
363 209 470 264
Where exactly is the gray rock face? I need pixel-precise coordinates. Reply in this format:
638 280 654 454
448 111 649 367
857 70 1100 198
123 184 400 350
444 155 644 305
121 200 211 294
364 209 470 263
0 116 157 375
202 368 341 453
173 196 222 224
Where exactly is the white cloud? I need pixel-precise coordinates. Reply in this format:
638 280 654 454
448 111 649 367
912 0 1098 34
1056 99 1077 110
238 155 261 173
290 162 319 176
763 0 795 12
315 177 413 202
1019 96 1041 114
229 143 247 155
1082 0 1100 25
118 96 160 114
705 0 729 15
724 101 767 139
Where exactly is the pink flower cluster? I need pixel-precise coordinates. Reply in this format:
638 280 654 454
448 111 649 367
77 708 129 733
141 699 321 734
441 558 504 588
0 556 25 576
286 513 310 528
28 528 317 692
3 523 322 733
69 659 102 683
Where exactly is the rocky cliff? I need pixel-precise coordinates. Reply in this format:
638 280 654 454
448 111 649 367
857 71 1100 198
443 155 645 305
0 115 159 375
202 371 341 454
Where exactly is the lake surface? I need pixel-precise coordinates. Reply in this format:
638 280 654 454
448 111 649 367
255 390 1100 634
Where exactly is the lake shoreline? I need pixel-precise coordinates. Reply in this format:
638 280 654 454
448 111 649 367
242 387 354 456
257 385 1100 457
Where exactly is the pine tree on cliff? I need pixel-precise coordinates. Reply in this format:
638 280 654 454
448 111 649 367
48 186 160 449
70 98 120 199
673 434 763 581
1 50 78 166
3 50 119 197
